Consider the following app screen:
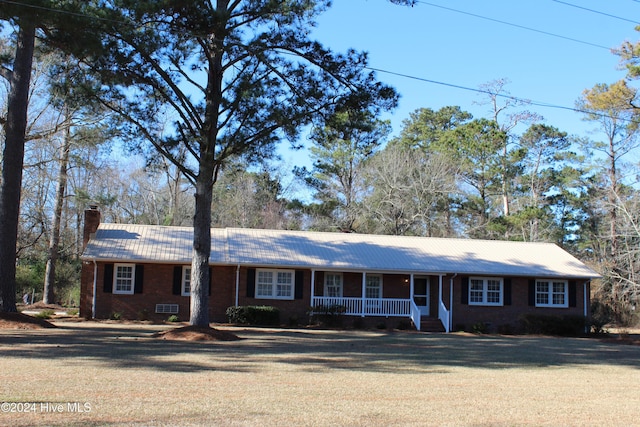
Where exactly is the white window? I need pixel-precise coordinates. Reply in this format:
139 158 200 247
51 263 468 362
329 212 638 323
182 267 191 296
469 277 503 306
256 269 294 300
365 275 382 299
324 273 343 297
114 264 135 295
535 280 568 308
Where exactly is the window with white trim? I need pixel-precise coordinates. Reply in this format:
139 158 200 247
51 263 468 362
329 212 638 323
256 269 294 300
324 273 343 297
535 280 568 308
182 266 191 296
114 264 135 295
365 275 382 299
469 277 503 306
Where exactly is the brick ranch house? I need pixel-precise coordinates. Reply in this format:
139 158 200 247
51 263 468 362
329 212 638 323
80 207 600 332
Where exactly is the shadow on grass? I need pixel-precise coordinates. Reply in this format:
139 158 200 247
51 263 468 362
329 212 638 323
0 322 638 373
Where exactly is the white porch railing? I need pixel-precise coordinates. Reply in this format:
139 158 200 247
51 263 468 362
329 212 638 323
410 299 421 331
311 296 411 317
438 299 450 333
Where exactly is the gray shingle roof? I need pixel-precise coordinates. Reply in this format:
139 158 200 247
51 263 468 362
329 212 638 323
82 223 600 279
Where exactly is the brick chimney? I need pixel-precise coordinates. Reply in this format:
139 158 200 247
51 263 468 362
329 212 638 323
83 205 101 250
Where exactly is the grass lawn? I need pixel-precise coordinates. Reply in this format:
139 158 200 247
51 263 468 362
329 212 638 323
0 321 639 426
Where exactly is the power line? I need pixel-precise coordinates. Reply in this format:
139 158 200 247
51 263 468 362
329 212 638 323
366 66 640 125
416 0 613 51
552 0 640 25
2 0 636 124
2 0 619 52
0 0 127 25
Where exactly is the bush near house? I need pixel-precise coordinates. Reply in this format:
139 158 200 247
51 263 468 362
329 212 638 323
308 304 346 327
519 314 587 336
226 306 280 326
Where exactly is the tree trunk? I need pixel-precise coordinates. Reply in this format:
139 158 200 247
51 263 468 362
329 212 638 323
189 169 213 326
43 118 71 304
0 22 35 312
608 141 618 260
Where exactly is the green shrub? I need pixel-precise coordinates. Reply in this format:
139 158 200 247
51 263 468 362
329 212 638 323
308 304 345 327
35 309 55 319
167 314 180 322
226 306 280 326
590 299 613 334
520 313 586 336
66 308 79 317
471 322 489 334
110 312 122 321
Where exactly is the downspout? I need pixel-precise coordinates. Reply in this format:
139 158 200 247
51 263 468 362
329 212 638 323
235 264 240 307
91 260 98 319
449 273 458 333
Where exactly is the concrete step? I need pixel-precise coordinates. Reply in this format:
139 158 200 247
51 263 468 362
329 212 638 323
420 318 445 333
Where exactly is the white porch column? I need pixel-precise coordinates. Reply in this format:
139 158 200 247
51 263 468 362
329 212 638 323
310 269 316 308
361 271 367 317
410 273 414 299
235 265 240 307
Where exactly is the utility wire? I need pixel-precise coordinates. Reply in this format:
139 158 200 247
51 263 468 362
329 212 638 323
0 0 126 25
552 0 640 25
416 0 613 51
366 66 640 125
2 0 622 52
2 0 636 124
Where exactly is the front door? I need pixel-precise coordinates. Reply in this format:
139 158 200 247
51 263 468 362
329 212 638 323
413 277 429 316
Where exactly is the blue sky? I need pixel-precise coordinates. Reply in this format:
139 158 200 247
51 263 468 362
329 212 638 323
316 0 639 136
278 0 640 184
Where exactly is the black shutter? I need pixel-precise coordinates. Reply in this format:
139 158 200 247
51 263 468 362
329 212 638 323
568 281 577 307
103 264 113 293
504 278 512 306
295 270 304 299
247 268 256 298
209 267 213 297
172 266 182 295
134 265 144 294
461 277 469 305
528 280 536 306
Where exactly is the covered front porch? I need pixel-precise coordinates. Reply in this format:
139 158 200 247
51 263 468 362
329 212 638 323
309 270 450 332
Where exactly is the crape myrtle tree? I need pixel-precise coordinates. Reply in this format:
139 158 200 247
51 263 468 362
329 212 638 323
54 0 412 327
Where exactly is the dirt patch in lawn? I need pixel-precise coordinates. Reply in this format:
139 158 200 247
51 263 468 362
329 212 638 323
0 312 56 329
152 324 240 341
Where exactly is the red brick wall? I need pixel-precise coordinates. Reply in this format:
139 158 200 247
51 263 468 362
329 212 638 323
81 262 240 322
236 268 310 324
447 275 590 333
81 262 590 330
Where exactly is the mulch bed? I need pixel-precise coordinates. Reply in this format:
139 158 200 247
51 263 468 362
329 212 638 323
0 312 56 329
152 325 241 341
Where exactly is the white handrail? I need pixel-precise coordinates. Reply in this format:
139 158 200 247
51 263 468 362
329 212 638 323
438 299 450 333
410 299 421 331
